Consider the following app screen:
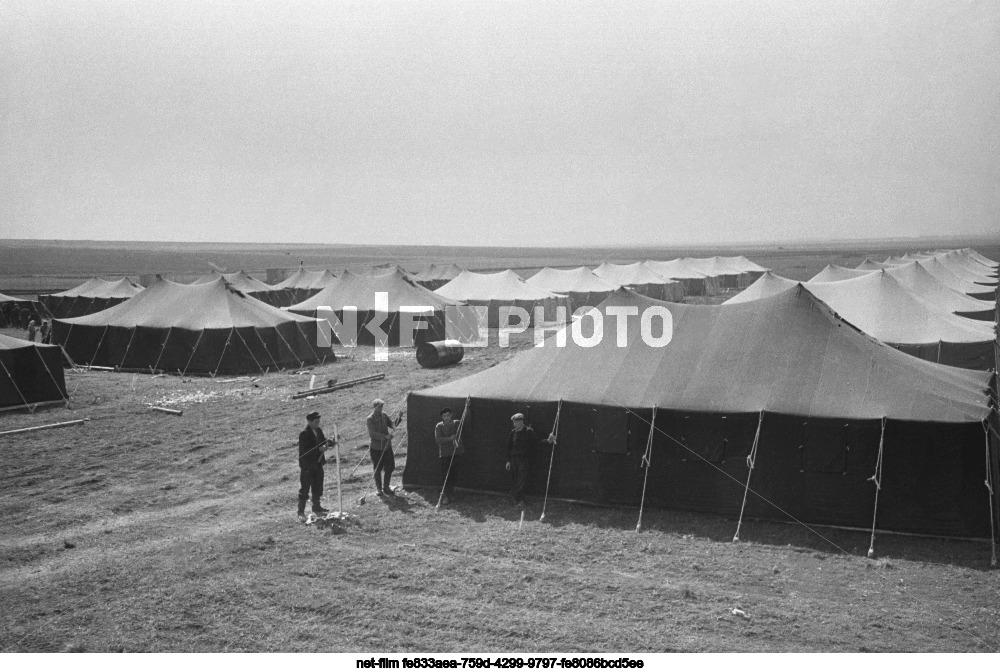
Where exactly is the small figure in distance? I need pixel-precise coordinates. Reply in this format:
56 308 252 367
298 411 335 520
505 412 556 509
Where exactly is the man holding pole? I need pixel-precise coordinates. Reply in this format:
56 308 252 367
506 412 556 509
298 411 335 520
435 407 464 504
367 399 401 497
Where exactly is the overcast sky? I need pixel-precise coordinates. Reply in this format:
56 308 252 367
1 0 998 246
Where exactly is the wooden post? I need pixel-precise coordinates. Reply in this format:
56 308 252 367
334 423 343 516
0 418 89 437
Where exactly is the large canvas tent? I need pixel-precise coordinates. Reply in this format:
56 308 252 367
53 277 327 375
414 264 465 291
718 256 770 282
810 265 876 283
591 262 684 301
726 270 995 369
938 251 998 281
813 263 996 322
41 277 142 319
437 270 568 327
286 268 463 346
887 261 996 322
404 288 999 539
193 270 286 307
722 271 797 303
962 248 999 270
643 259 718 296
0 292 36 327
856 258 893 271
526 267 620 313
680 257 747 289
271 267 338 306
0 334 68 410
920 257 997 301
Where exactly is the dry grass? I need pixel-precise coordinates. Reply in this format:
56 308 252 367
1 243 999 652
1 325 998 653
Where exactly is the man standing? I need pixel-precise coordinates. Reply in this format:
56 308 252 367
505 412 555 508
367 398 401 497
298 411 334 519
39 319 51 344
26 317 37 342
434 407 464 505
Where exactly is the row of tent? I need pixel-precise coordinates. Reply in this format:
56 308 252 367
403 248 1000 542
725 251 998 370
16 256 770 379
33 255 772 320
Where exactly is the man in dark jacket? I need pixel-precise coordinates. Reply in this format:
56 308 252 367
506 412 555 508
298 411 334 518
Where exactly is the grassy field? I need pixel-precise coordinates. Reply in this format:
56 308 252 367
1 241 999 652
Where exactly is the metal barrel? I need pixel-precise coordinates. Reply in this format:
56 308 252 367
415 339 464 369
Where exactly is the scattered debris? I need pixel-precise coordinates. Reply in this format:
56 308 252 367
149 406 183 416
0 418 89 437
291 373 385 400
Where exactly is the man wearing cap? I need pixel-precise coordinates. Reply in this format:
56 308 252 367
367 399 402 497
506 412 555 508
434 407 464 504
298 411 335 519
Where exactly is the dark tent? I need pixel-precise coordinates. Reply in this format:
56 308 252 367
0 292 37 327
53 277 327 375
415 264 465 291
404 288 999 539
193 270 287 307
271 267 338 306
0 334 68 410
40 277 142 319
681 257 749 289
526 267 621 314
644 259 720 296
437 270 569 328
286 268 464 346
591 262 684 302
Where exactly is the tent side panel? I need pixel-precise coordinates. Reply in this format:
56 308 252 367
876 422 991 537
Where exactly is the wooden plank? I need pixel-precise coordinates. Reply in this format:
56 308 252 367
291 373 385 400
